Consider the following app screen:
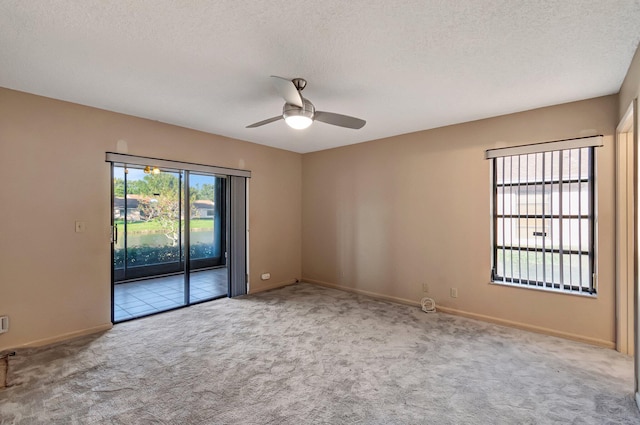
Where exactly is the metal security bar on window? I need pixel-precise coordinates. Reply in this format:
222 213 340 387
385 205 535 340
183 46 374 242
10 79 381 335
488 142 598 294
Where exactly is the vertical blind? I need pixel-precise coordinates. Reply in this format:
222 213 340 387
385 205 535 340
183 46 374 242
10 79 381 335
228 176 248 297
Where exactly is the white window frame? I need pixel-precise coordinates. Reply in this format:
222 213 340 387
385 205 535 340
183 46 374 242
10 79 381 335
486 136 602 295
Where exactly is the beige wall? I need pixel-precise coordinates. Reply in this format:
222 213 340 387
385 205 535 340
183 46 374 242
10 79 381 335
2 55 634 352
0 88 302 351
619 43 640 120
302 95 618 347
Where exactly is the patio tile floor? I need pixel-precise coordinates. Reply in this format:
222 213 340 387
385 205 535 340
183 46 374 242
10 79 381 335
113 268 228 322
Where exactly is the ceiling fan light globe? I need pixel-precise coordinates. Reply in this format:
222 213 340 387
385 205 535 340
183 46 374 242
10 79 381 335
283 98 315 130
285 115 313 129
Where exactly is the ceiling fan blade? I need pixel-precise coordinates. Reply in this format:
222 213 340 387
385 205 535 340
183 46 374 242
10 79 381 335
246 116 282 128
314 111 366 129
270 76 303 107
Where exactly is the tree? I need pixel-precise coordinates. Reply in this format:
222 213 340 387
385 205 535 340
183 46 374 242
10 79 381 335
136 173 182 245
139 173 180 197
198 183 216 201
133 173 204 245
113 178 125 197
138 196 181 246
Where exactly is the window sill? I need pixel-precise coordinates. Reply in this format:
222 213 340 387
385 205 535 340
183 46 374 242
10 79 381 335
490 280 597 298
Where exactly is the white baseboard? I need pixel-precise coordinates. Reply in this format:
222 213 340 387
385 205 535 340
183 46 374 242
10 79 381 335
436 306 615 349
304 278 421 307
13 323 113 350
303 278 615 349
249 278 298 294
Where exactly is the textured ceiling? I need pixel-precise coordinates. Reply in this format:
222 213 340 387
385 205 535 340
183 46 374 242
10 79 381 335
1 1 639 153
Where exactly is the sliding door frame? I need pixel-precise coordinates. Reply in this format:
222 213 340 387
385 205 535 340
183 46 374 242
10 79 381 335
107 153 250 323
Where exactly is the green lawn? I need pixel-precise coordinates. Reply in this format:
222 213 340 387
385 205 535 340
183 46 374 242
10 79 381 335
114 218 214 232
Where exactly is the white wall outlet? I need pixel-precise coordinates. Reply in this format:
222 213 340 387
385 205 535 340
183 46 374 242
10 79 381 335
0 316 8 334
260 273 271 280
422 283 429 293
75 221 86 233
450 288 458 298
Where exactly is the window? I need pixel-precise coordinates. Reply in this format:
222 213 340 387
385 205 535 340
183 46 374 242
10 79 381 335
487 138 601 295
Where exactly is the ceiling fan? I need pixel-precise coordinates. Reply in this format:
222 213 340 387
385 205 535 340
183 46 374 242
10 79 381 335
246 76 366 130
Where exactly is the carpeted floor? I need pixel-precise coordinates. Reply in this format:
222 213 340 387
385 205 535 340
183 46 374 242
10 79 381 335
1 282 638 424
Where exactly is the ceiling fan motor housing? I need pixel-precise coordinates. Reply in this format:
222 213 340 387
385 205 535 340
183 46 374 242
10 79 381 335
283 97 315 121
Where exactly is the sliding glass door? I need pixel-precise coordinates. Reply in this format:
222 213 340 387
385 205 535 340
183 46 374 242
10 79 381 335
187 172 227 304
111 164 228 322
113 166 184 282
